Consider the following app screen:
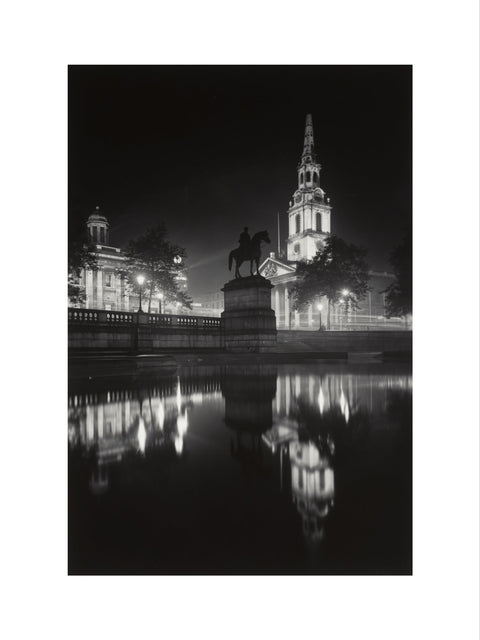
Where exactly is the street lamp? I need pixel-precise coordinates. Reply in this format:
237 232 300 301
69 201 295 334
157 291 164 314
136 274 145 313
316 303 323 331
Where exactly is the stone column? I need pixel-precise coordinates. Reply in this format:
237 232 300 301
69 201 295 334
97 269 103 310
274 289 280 328
284 287 290 329
308 304 313 328
85 269 94 309
294 309 300 328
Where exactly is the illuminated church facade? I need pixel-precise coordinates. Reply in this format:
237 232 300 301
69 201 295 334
257 114 396 330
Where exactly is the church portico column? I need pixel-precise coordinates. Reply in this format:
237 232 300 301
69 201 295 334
284 286 290 329
274 288 280 328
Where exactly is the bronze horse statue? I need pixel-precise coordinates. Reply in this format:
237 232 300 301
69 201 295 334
228 230 271 278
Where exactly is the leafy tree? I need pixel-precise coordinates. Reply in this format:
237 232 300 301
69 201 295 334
383 231 412 320
290 234 370 329
120 224 192 312
68 216 97 305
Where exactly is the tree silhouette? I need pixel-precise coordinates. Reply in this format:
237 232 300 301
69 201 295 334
119 224 192 312
290 235 370 329
383 231 412 320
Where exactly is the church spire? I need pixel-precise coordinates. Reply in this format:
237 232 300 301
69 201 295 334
301 113 315 163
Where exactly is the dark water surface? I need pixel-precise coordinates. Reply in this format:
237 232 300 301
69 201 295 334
68 361 412 574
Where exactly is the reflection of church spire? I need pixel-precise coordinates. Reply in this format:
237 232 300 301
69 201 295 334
289 440 335 543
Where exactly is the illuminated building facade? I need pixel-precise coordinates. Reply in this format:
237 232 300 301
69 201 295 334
258 115 398 329
71 206 188 313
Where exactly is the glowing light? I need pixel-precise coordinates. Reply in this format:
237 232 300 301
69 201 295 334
339 388 350 424
342 289 349 296
177 410 189 437
137 417 146 453
136 274 145 286
157 401 164 431
318 387 325 414
174 436 183 455
316 303 323 311
176 378 182 412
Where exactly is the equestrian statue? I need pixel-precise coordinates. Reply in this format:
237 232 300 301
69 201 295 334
228 227 271 278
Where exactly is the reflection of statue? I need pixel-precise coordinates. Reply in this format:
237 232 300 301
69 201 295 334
228 230 271 278
222 365 277 473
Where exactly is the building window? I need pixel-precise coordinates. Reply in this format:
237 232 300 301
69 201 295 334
313 172 318 183
106 273 112 287
306 171 311 182
100 227 105 244
300 172 303 184
295 214 301 234
91 226 97 242
294 243 300 254
315 212 321 231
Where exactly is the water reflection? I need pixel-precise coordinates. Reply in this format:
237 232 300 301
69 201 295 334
69 363 412 570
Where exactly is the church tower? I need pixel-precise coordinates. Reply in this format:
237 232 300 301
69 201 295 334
286 115 332 262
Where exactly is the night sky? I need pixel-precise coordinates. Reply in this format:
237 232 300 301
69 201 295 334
68 65 411 297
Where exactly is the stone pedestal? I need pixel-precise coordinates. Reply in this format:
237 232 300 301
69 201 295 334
221 275 277 353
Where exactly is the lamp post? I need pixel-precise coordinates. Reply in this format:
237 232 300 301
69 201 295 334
157 291 164 314
317 303 323 331
136 275 145 313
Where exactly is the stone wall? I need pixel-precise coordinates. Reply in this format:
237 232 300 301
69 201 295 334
277 330 412 353
68 308 223 352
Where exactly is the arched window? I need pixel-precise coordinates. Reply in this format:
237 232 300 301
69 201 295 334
100 227 105 244
300 172 304 185
306 171 311 182
91 226 97 242
295 214 301 234
316 212 322 232
313 172 318 183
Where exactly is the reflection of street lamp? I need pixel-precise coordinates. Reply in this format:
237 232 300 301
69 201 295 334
157 291 164 314
317 303 323 331
136 275 145 313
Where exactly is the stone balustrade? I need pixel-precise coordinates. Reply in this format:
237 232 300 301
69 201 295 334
68 307 223 352
68 308 221 330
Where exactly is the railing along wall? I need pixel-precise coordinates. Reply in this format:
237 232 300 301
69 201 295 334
68 308 222 330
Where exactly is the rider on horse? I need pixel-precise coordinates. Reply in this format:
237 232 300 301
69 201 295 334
238 227 251 258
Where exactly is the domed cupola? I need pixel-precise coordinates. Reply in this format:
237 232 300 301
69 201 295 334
86 205 110 245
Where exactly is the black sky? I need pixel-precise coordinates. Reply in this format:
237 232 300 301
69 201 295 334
68 65 411 297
